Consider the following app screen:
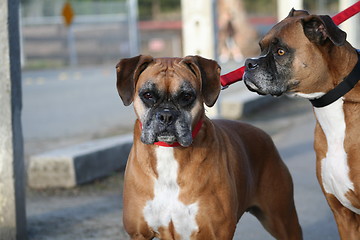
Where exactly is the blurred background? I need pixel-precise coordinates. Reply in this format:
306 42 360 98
20 0 339 69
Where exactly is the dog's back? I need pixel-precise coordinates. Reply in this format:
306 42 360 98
212 119 282 168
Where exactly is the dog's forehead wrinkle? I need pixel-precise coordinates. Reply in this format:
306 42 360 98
154 58 183 72
264 20 299 46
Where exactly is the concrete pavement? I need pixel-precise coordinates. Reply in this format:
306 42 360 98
22 65 136 142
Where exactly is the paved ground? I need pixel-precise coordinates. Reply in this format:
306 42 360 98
26 95 340 240
22 65 136 164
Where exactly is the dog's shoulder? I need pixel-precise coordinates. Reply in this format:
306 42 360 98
212 119 272 142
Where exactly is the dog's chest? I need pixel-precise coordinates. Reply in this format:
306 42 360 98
143 147 199 239
314 99 360 214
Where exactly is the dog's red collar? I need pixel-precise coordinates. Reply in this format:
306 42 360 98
138 119 204 147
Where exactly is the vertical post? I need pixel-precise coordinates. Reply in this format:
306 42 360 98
0 0 27 239
67 25 78 66
18 5 25 67
339 0 360 49
62 1 77 66
317 0 326 14
181 0 217 59
128 0 139 56
181 0 219 117
277 0 303 21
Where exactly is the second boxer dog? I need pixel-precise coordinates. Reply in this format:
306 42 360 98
116 55 302 239
243 9 360 239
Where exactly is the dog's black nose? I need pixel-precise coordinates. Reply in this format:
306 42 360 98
156 110 175 125
245 59 258 70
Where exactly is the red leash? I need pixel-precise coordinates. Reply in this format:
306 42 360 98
220 1 360 88
332 1 360 25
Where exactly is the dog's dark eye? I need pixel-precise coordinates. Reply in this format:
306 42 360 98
182 93 192 101
141 91 158 105
277 48 286 56
143 92 153 99
178 92 195 107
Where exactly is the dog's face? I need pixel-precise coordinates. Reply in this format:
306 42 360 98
243 9 347 96
116 56 220 147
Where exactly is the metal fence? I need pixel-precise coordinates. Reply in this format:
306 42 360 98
20 0 139 68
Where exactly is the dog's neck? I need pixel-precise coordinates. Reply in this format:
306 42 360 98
309 49 360 108
325 44 358 86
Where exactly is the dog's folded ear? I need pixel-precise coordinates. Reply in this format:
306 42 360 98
301 15 346 46
287 8 309 18
181 56 221 107
116 55 154 106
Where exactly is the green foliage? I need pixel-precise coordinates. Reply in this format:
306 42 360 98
138 0 181 20
138 0 153 19
243 0 277 15
243 0 339 15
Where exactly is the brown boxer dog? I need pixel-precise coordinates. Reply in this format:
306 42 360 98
116 55 302 239
243 9 360 239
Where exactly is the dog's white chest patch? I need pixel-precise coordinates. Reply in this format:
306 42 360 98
143 147 199 239
314 98 360 214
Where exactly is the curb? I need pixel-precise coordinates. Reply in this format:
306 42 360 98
28 134 133 188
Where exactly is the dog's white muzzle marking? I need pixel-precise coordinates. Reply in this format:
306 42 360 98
143 147 199 239
291 92 325 99
314 98 360 214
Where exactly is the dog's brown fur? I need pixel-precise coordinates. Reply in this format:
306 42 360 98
117 55 302 239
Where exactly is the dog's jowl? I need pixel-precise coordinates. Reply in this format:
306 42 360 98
116 55 302 239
